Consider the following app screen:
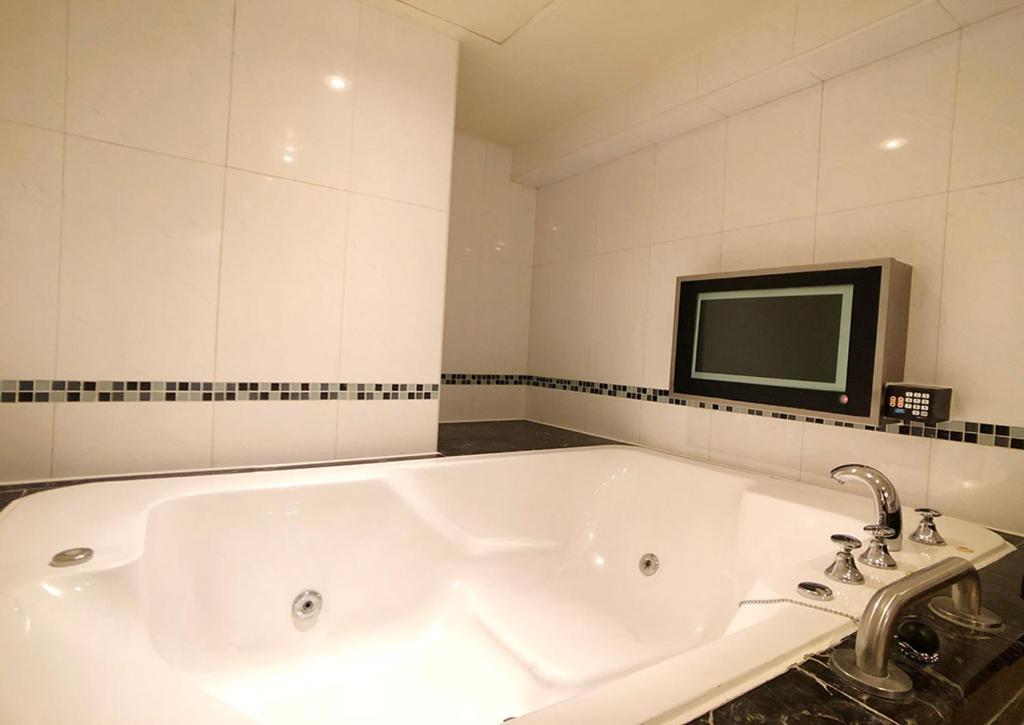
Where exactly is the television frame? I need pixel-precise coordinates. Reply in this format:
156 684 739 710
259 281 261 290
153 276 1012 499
669 258 912 425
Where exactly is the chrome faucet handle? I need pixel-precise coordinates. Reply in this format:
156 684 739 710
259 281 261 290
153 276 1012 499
910 508 946 546
826 534 865 585
860 525 898 569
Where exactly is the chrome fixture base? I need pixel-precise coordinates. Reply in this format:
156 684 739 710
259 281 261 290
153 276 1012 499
829 648 912 698
835 557 1000 698
860 525 897 569
929 596 1002 631
797 581 834 601
825 534 864 585
49 547 93 567
910 508 946 546
292 590 322 620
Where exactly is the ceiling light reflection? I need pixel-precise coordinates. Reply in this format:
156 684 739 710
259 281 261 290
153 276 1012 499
325 75 348 91
879 137 908 151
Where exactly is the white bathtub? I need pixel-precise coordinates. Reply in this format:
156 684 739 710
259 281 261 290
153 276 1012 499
0 446 1012 724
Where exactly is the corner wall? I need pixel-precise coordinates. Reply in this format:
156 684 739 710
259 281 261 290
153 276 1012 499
0 0 457 482
440 133 536 421
447 9 1024 534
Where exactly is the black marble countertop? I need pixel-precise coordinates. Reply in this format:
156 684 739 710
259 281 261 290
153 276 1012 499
2 419 1021 723
688 544 1024 724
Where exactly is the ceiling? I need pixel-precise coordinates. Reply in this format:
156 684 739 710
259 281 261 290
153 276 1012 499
361 0 794 148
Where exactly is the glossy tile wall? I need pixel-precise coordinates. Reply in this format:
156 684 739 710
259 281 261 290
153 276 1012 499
0 0 457 482
525 8 1024 533
440 134 536 422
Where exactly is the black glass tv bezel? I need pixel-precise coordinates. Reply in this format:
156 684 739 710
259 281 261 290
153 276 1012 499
670 263 894 421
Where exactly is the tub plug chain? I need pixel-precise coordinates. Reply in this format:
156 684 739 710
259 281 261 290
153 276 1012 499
737 597 860 624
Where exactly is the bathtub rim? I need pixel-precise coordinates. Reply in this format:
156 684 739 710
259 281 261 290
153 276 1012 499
0 445 1016 725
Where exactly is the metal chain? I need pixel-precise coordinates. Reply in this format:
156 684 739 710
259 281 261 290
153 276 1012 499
737 597 860 624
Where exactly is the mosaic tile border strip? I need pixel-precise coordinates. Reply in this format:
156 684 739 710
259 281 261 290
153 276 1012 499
440 373 1024 451
0 380 439 403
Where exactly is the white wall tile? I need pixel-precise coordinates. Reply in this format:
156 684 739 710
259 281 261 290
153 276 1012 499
350 7 457 210
0 405 53 483
929 438 1024 534
799 423 930 508
57 138 222 380
595 149 655 253
814 194 947 383
524 386 544 421
441 255 479 372
439 384 474 422
643 233 722 388
477 261 532 373
212 400 338 467
228 0 360 188
700 63 819 117
796 1 958 81
339 195 447 381
448 133 486 259
586 394 640 443
721 217 815 272
589 248 649 385
480 143 537 266
697 3 797 94
0 0 66 130
533 169 600 264
538 259 593 381
639 402 711 460
52 402 213 478
817 34 958 214
532 387 588 432
559 99 630 155
526 262 553 376
626 58 699 126
938 0 1024 24
216 171 348 381
937 179 1024 422
709 411 803 480
336 399 438 459
0 122 62 378
723 87 821 229
794 0 920 53
950 7 1024 190
652 123 727 243
626 100 723 151
472 385 527 421
67 0 232 162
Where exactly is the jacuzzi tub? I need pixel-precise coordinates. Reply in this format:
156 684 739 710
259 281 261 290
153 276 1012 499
0 446 1012 724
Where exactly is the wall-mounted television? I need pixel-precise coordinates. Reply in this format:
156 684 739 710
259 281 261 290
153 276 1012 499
671 259 911 425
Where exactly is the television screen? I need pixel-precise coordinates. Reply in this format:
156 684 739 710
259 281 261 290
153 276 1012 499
691 285 853 392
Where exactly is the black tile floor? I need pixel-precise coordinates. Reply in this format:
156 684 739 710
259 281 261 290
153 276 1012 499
437 419 619 456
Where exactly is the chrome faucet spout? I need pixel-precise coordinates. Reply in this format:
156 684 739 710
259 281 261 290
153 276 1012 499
830 464 902 551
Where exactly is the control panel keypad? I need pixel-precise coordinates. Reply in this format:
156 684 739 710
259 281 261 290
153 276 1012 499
884 385 951 425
